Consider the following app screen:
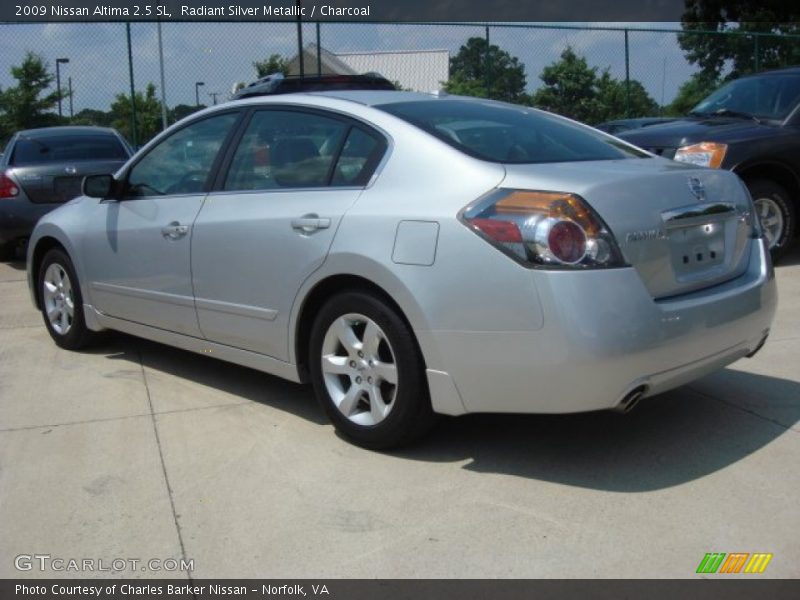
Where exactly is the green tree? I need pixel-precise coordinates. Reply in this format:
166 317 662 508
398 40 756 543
679 2 800 80
595 71 660 122
531 47 602 123
0 52 63 143
253 54 290 78
531 48 659 124
71 108 112 127
109 83 164 146
444 37 528 104
665 72 721 116
169 103 202 124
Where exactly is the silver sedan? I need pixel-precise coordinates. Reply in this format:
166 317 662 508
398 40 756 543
27 91 777 448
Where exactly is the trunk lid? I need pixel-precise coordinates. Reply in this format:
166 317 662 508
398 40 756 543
9 160 126 204
501 158 755 299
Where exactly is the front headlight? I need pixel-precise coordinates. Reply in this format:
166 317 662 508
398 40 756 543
674 142 728 168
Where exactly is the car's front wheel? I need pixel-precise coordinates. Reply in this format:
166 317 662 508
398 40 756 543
309 291 436 449
38 248 94 350
746 179 796 263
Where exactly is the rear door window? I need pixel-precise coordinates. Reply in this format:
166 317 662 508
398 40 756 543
224 110 349 191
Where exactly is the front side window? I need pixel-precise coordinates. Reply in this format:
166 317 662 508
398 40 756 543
224 110 365 191
127 112 238 197
378 99 648 164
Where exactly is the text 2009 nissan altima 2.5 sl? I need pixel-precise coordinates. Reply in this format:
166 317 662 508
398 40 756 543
26 91 777 449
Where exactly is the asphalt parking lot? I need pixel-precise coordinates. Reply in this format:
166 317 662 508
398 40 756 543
1 250 798 579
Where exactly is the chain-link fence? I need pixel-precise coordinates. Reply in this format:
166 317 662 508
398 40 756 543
1 21 799 147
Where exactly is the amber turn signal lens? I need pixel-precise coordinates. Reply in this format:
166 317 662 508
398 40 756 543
674 142 728 169
494 190 601 236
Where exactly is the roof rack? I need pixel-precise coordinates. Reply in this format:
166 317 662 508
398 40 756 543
232 72 396 100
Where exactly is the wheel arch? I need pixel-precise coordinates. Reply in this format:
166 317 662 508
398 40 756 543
29 235 69 310
734 160 800 237
291 270 432 384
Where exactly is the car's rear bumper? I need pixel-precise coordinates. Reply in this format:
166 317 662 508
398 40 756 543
420 238 777 414
0 199 59 245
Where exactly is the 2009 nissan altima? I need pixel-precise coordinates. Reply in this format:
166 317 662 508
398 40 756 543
26 91 777 448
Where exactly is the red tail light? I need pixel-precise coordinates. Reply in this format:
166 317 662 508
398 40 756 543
0 172 20 199
461 189 625 269
469 218 523 243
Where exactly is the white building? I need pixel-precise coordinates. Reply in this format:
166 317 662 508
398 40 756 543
288 45 450 93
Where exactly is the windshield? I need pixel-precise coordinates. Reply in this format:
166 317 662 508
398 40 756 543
691 74 800 121
12 134 129 166
377 99 648 164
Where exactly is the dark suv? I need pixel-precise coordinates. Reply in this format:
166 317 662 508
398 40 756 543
233 73 396 100
619 67 800 261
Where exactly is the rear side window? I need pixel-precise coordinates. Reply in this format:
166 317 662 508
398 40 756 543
12 134 129 165
378 99 648 164
332 128 384 186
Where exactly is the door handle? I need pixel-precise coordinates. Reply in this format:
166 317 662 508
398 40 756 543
161 222 189 240
291 214 331 234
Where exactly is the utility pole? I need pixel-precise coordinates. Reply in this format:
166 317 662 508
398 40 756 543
56 58 69 118
316 21 321 76
126 23 137 148
624 29 631 118
157 21 168 130
208 92 221 105
296 0 304 76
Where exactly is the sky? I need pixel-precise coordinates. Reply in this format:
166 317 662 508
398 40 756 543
0 21 699 114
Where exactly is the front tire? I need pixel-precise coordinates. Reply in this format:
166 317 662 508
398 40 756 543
746 179 796 263
38 248 94 350
309 291 436 449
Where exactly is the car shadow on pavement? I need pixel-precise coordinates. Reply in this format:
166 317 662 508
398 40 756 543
775 245 800 267
92 333 328 425
0 256 26 271
395 369 800 492
90 333 798 492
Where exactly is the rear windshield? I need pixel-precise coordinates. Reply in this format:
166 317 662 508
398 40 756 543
377 99 648 164
12 134 129 166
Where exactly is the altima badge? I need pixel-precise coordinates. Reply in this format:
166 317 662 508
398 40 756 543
626 229 668 243
688 176 706 200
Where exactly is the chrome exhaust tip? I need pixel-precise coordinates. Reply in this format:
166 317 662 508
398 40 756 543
613 385 648 414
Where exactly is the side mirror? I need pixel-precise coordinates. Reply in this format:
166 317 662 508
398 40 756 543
82 174 115 199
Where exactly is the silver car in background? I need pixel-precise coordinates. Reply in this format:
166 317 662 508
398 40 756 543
26 91 777 448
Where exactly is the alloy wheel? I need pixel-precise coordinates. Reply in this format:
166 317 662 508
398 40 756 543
320 313 399 426
754 196 785 250
42 262 74 335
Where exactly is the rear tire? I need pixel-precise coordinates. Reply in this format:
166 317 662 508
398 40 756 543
38 248 94 350
746 179 796 263
309 291 436 449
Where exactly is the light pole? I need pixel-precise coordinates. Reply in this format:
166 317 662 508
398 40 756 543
55 58 69 118
195 81 205 107
68 76 73 119
208 91 221 105
157 21 168 130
